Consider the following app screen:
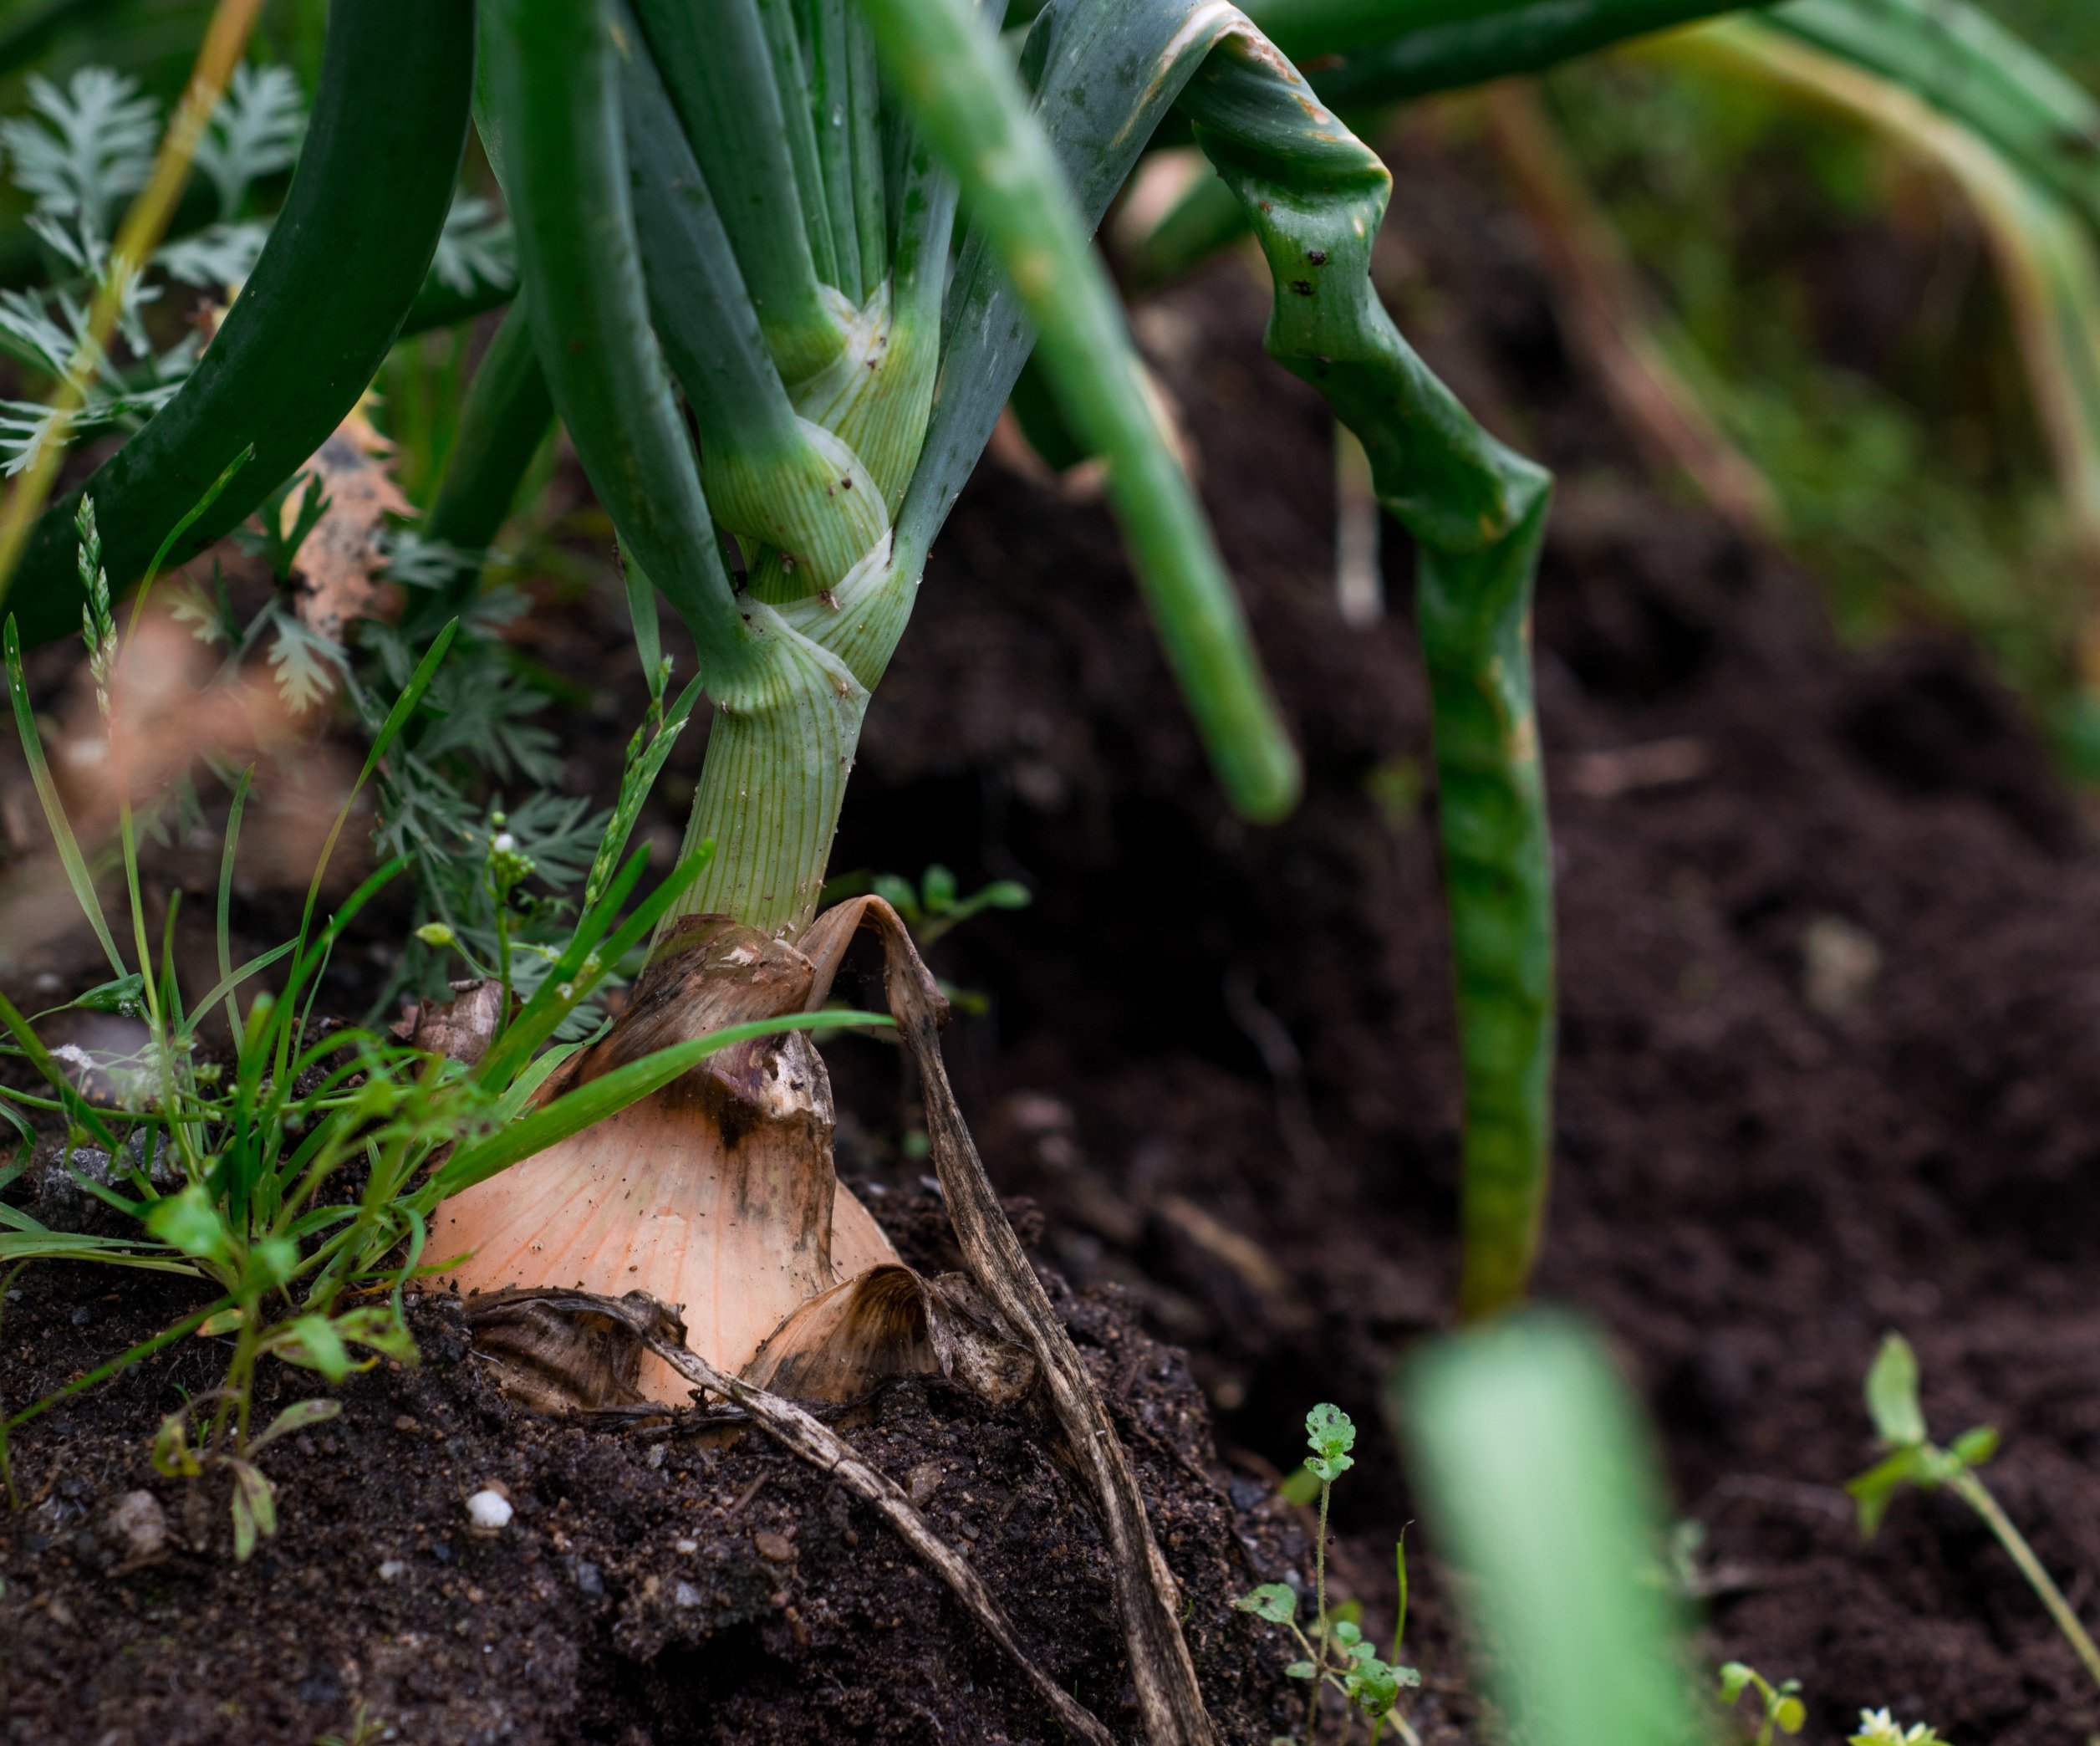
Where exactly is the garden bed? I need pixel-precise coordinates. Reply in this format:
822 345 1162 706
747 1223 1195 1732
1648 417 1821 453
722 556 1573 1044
7 120 2100 1745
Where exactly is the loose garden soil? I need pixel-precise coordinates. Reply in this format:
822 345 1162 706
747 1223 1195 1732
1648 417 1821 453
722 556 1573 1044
8 120 2100 1744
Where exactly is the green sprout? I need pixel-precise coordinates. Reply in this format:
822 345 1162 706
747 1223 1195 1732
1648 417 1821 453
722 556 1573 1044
1848 1709 1948 1746
1848 1333 2100 1698
1719 1662 1806 1744
1236 1404 1421 1743
865 865 1031 948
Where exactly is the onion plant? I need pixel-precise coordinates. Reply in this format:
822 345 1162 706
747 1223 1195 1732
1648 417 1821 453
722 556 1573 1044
3 0 2097 1369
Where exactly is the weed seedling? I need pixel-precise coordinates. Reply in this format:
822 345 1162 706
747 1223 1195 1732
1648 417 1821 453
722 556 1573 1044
1720 1662 1805 1743
866 865 1031 951
1849 1709 1948 1745
1848 1333 2100 1698
1237 1404 1420 1743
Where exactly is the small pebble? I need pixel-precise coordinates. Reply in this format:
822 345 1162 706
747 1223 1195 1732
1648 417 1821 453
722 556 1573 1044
466 1489 514 1531
753 1529 794 1563
673 1538 697 1555
102 1490 167 1562
906 1462 943 1506
674 1581 702 1608
378 1559 407 1582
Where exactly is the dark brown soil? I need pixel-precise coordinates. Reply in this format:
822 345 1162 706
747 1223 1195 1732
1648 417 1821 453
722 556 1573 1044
0 1202 1312 1744
8 111 2100 1746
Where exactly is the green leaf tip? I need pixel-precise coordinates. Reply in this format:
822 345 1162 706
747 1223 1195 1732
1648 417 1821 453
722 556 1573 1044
1864 1332 1926 1447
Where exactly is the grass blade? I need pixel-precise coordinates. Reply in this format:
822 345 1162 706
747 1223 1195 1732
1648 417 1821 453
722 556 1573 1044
417 1008 894 1205
4 616 124 978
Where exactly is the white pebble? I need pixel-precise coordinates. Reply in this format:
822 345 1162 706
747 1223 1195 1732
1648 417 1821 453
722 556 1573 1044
378 1559 407 1581
466 1489 514 1530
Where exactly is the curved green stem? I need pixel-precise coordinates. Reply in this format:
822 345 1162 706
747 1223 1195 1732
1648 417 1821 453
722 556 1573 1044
1177 26 1555 1315
8 0 475 647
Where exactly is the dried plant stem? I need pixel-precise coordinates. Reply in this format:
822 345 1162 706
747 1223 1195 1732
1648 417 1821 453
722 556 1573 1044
635 1323 1115 1746
803 896 1220 1746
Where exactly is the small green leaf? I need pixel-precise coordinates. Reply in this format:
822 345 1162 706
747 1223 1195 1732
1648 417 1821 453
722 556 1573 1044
145 1183 234 1264
920 865 957 913
151 1410 201 1478
228 1458 275 1561
72 973 147 1016
1774 1695 1807 1733
1307 1401 1357 1463
196 1306 246 1335
1285 1660 1317 1680
329 1304 420 1366
251 1397 342 1452
1863 1334 1926 1447
1235 1583 1297 1623
249 1234 298 1287
976 880 1032 911
1719 1662 1755 1702
1333 1618 1362 1646
1949 1424 2001 1469
1345 1655 1401 1716
415 922 458 947
273 1314 354 1382
1847 1446 1931 1539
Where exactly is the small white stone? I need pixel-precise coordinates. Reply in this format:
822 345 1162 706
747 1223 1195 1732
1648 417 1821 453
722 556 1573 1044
674 1581 702 1609
673 1538 697 1555
466 1489 514 1531
378 1559 408 1581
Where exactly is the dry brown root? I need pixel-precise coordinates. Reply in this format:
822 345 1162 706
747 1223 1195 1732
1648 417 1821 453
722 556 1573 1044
801 897 1221 1746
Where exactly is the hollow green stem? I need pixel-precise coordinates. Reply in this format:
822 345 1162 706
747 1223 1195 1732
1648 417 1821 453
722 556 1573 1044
628 0 849 384
426 298 553 609
485 0 760 687
856 0 1302 824
1180 29 1555 1316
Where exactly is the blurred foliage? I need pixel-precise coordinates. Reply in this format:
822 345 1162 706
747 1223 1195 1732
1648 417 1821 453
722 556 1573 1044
1542 13 2100 771
1988 0 2100 87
